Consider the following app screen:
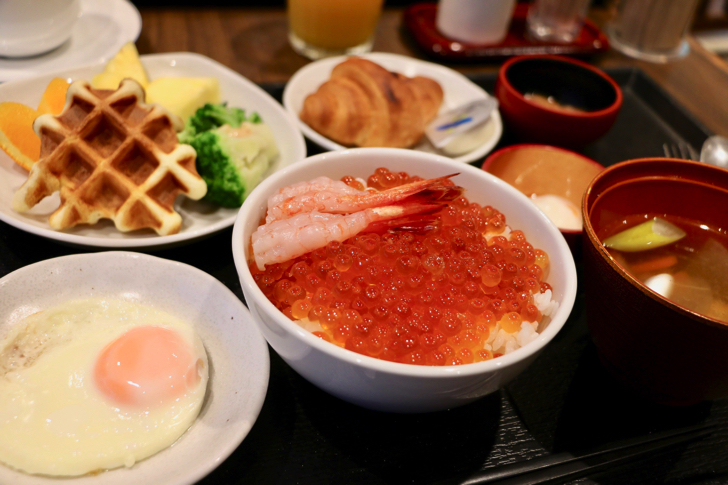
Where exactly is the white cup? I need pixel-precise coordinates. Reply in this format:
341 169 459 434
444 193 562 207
0 0 81 58
436 0 517 45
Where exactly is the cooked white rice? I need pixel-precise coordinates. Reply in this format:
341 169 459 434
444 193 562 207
483 289 558 356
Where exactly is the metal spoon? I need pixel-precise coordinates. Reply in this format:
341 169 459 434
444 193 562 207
700 135 728 169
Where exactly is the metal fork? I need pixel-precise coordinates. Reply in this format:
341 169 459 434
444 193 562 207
662 140 699 160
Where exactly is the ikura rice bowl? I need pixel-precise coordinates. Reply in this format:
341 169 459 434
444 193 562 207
248 167 558 366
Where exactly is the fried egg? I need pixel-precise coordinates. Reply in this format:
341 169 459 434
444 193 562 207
0 298 208 477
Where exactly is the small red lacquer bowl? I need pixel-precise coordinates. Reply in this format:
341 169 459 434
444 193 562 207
582 158 728 405
496 55 622 147
483 144 604 252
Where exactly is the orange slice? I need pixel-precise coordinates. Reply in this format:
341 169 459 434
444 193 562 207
37 77 70 115
0 102 41 171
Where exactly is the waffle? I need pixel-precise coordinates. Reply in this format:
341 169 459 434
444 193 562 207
12 79 207 236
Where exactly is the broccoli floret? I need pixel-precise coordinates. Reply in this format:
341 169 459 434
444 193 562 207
189 123 279 207
179 103 261 144
248 111 262 124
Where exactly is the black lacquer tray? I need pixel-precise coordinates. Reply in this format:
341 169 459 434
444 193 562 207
0 68 726 485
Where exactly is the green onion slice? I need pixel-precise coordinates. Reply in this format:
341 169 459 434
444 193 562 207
603 217 686 252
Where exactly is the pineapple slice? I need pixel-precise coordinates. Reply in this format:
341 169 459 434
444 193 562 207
146 77 221 121
92 42 149 90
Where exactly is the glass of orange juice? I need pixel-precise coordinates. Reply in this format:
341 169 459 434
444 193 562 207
287 0 384 60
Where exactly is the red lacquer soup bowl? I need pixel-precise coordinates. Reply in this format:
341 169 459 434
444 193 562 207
582 158 728 405
496 55 622 147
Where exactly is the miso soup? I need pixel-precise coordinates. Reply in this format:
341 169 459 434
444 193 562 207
601 214 728 323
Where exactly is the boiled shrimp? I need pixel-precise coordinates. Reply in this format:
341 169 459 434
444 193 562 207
266 176 364 219
265 174 461 223
252 202 442 269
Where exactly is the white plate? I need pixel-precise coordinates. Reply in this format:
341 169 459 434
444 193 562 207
0 52 307 248
0 0 141 83
282 52 503 165
0 252 270 485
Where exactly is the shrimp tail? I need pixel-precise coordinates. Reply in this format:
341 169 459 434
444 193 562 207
363 215 441 234
395 173 460 198
404 184 464 204
364 201 444 233
370 201 443 218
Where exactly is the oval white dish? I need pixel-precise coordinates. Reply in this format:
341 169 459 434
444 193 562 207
0 52 306 248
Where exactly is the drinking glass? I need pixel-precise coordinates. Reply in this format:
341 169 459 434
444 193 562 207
606 0 700 63
527 0 591 44
287 0 384 60
436 0 517 45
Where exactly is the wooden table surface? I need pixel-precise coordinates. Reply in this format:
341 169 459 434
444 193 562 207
136 6 728 137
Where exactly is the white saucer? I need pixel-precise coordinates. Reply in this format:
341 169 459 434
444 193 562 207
0 0 141 82
283 52 503 165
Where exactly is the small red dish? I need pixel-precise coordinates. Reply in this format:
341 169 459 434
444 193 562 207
496 55 622 147
583 158 728 405
482 144 604 252
403 2 609 62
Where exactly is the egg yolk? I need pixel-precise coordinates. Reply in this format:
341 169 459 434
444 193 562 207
94 326 202 408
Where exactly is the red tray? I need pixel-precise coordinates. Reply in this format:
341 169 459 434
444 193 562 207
403 2 610 61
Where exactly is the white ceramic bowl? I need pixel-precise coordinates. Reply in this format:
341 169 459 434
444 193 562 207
0 252 270 485
232 148 577 413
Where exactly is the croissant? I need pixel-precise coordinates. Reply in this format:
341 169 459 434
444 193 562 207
300 58 444 149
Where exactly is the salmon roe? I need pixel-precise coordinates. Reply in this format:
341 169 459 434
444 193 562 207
249 168 550 366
